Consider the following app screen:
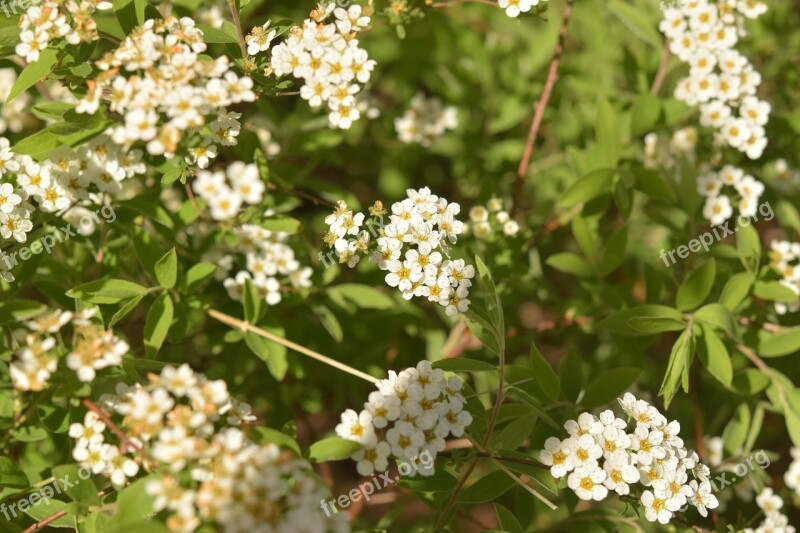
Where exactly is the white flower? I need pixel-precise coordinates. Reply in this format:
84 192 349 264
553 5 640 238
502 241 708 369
336 408 376 446
641 489 675 524
602 451 640 495
567 465 608 501
245 21 277 56
703 195 733 226
352 441 391 476
498 0 537 18
540 437 573 478
688 480 718 517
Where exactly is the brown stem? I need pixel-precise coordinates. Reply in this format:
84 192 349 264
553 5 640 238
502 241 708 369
207 309 379 383
650 41 671 96
81 399 152 464
22 488 114 532
512 0 576 216
227 0 249 59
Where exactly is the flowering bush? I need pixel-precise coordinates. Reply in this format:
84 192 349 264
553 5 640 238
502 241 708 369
1 0 800 531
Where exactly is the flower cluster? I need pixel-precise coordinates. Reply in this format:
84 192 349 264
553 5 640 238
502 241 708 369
0 69 32 134
498 0 546 18
270 3 376 129
466 198 520 239
246 21 278 56
768 240 800 315
336 361 472 477
0 135 144 245
77 17 254 163
72 365 348 533
643 127 699 169
744 488 795 533
784 447 800 499
660 0 770 159
323 188 475 315
697 165 764 225
16 0 112 63
770 158 800 193
10 309 128 391
394 93 458 147
191 161 264 221
540 393 718 524
204 224 312 306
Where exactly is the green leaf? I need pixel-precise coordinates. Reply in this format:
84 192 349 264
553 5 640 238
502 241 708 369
581 367 641 408
730 368 770 395
595 97 621 168
787 409 800 448
607 0 662 47
104 476 162 529
154 248 178 289
250 427 301 455
630 93 661 136
67 279 148 304
698 324 732 386
197 23 239 44
736 223 761 272
0 299 47 323
52 464 100 506
571 217 597 265
460 470 515 504
143 292 173 357
328 283 394 310
490 414 536 451
560 168 616 208
259 216 301 234
694 303 735 335
719 272 754 311
545 252 593 278
312 304 343 343
22 499 74 527
721 404 750 455
112 0 146 35
245 330 289 380
598 305 685 336
600 225 628 275
182 262 217 293
255 145 270 184
397 469 458 492
433 358 496 372
753 281 799 303
659 328 694 408
12 129 62 156
529 343 559 401
308 437 361 462
676 259 716 311
495 504 524 533
631 166 677 203
0 456 29 488
7 48 59 104
243 279 263 324
759 327 800 358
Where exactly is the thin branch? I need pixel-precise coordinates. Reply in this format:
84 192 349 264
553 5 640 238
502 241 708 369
512 0 576 215
488 455 558 510
227 0 249 59
650 41 671 95
22 488 114 532
82 399 152 464
207 309 379 383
